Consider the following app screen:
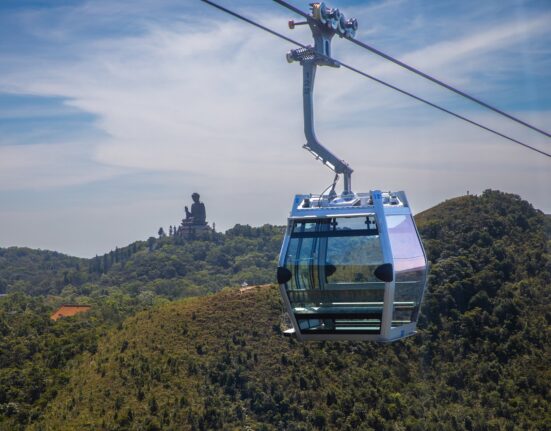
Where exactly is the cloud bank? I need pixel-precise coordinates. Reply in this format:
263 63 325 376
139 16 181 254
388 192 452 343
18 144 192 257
0 0 549 256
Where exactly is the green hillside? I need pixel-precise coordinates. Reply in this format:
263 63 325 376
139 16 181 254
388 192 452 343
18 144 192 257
1 224 283 299
545 214 551 238
0 225 283 430
30 190 550 430
0 248 86 295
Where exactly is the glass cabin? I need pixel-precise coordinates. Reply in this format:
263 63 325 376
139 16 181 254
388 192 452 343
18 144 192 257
277 190 428 342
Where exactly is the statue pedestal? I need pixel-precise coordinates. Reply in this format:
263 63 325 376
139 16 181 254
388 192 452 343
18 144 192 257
178 222 211 240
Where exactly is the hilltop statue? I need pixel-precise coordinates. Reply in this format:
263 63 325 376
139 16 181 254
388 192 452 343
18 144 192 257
184 192 207 226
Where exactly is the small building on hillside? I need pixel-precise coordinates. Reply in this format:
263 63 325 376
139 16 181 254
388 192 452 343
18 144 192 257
50 304 91 321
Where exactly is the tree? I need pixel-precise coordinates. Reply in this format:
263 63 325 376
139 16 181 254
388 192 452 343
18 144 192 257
149 396 158 415
0 278 7 294
158 227 166 238
147 237 157 251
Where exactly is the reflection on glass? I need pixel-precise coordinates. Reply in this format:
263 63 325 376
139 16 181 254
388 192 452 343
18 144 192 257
387 215 427 327
284 216 386 333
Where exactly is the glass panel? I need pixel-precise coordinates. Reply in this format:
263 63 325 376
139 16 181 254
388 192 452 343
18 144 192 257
386 215 427 327
296 317 381 334
288 289 385 306
326 236 384 284
283 216 386 334
386 215 425 270
292 221 320 234
331 216 376 232
296 237 316 290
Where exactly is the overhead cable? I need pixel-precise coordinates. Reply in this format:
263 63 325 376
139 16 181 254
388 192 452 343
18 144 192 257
273 0 551 140
202 0 551 159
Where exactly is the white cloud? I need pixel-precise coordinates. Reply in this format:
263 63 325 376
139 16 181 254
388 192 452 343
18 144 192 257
367 13 551 80
0 0 549 255
0 142 126 190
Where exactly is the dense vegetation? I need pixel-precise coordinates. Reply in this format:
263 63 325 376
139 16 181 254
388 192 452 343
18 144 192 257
0 224 283 429
0 294 108 426
0 248 85 296
0 224 283 299
1 190 549 430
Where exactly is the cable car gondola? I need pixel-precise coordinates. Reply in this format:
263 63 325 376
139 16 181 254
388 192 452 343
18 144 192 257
203 0 550 340
277 191 427 342
275 3 428 342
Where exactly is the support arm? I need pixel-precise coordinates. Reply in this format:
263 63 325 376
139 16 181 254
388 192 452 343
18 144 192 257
286 2 357 196
301 60 353 195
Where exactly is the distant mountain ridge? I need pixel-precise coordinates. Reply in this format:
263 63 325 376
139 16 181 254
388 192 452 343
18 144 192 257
0 224 284 298
0 248 85 295
25 190 550 430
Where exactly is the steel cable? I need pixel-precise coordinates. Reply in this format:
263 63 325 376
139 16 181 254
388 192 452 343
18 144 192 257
273 0 551 139
202 0 551 158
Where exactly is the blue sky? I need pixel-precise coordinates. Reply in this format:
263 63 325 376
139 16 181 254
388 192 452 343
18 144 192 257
0 0 549 257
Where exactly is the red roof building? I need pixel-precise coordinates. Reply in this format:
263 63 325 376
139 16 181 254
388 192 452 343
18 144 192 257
50 304 91 321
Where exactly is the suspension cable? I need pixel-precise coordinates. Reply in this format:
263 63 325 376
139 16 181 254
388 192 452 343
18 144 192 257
202 0 551 159
273 0 551 139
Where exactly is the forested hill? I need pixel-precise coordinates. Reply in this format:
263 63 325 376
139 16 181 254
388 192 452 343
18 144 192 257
0 225 283 430
545 214 551 238
0 248 85 295
27 190 550 430
0 224 283 298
